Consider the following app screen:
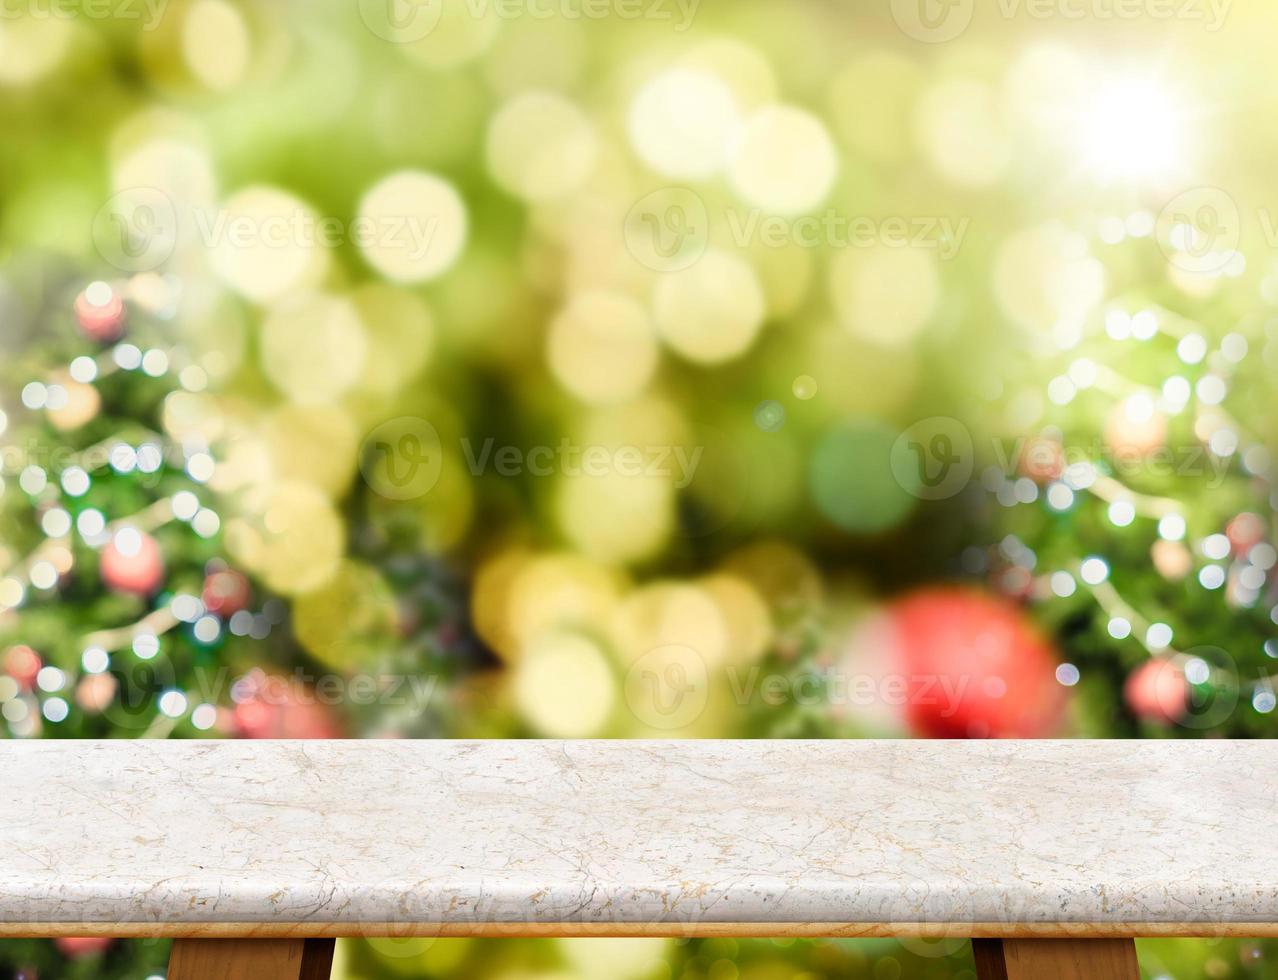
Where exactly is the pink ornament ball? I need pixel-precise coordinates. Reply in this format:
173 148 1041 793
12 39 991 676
1124 657 1187 725
73 282 126 343
55 937 113 959
100 528 164 596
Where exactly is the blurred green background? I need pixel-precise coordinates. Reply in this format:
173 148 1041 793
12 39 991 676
2 0 1278 976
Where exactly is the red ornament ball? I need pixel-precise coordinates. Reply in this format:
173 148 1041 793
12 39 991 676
232 670 342 739
1226 512 1267 558
100 528 164 596
202 568 252 616
887 587 1067 738
55 937 113 959
1017 435 1065 483
1124 657 1187 725
73 282 126 343
3 645 42 690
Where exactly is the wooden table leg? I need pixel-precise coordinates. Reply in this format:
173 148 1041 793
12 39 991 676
972 938 1139 980
168 938 335 980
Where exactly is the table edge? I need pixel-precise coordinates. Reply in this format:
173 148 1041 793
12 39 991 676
3 922 1277 939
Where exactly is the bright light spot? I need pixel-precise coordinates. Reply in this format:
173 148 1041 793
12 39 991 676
70 356 98 382
19 466 47 495
1208 428 1238 457
1162 376 1190 408
1254 690 1277 714
1199 564 1225 590
172 491 200 521
1056 663 1080 686
81 647 109 673
158 689 188 718
1046 483 1075 511
77 508 106 539
110 443 137 474
1146 623 1173 649
36 666 65 692
1203 533 1230 560
141 349 169 377
1050 570 1077 597
41 509 71 538
113 343 142 370
42 698 69 723
61 467 90 497
186 452 215 483
1076 74 1190 184
1105 309 1131 339
136 444 163 473
1067 358 1097 388
1178 333 1207 364
1123 393 1155 423
1080 556 1109 585
132 633 160 659
1047 376 1076 405
1196 375 1227 405
114 527 142 558
1250 543 1276 570
1240 565 1266 591
171 594 203 622
29 561 57 590
1131 310 1159 339
1184 657 1210 684
192 508 221 538
191 703 217 730
1158 513 1186 541
194 615 221 643
1107 616 1132 639
21 382 47 409
1108 500 1136 527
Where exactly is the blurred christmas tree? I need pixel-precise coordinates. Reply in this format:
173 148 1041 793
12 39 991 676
0 264 343 977
966 219 1277 737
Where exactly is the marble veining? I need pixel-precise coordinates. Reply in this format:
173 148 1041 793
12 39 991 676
2 739 1275 927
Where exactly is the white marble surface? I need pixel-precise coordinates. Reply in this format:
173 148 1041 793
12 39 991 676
3 739 1276 928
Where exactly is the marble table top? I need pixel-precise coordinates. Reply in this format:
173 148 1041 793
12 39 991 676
3 739 1276 938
